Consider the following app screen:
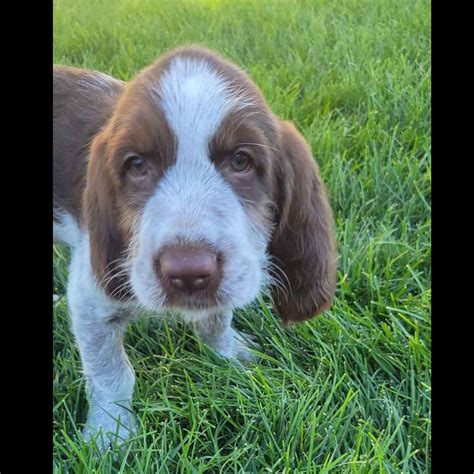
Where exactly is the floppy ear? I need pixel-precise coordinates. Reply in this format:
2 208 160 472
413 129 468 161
269 120 336 324
83 132 126 296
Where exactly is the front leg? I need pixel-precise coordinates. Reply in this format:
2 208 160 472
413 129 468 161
67 251 136 451
193 311 258 361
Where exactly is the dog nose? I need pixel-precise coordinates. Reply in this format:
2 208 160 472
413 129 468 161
158 246 218 293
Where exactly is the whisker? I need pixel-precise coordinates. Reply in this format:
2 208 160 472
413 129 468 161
99 264 131 290
236 142 279 152
266 270 287 296
240 197 258 206
267 257 292 296
109 279 133 299
232 110 260 131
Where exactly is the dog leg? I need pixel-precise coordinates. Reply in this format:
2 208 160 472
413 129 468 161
67 248 136 452
193 311 258 362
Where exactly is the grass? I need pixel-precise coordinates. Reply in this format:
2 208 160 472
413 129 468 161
53 0 431 472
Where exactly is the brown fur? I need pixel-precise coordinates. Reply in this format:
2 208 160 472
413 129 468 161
270 121 336 323
53 66 124 221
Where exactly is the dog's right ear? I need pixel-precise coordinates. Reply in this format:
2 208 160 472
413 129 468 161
83 130 126 296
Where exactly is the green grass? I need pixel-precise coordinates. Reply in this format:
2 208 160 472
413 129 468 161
53 0 431 471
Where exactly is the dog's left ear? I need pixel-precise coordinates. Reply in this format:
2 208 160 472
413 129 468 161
269 120 336 324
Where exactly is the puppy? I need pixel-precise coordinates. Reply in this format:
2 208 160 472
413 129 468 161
53 45 336 446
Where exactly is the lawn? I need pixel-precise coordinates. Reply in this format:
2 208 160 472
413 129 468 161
53 0 431 472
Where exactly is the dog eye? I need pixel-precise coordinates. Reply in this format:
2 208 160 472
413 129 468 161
231 152 252 173
125 154 148 179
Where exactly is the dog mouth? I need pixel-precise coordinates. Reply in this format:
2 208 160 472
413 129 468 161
164 291 222 312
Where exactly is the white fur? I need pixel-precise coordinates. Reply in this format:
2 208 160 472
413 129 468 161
58 223 137 449
53 211 81 248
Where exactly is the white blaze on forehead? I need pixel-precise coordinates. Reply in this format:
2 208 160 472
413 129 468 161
156 56 254 160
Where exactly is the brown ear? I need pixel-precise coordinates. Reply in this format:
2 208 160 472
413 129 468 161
83 132 126 296
269 121 336 324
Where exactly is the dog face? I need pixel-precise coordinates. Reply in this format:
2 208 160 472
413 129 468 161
84 46 336 323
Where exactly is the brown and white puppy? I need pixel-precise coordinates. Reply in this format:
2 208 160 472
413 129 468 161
53 45 336 447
